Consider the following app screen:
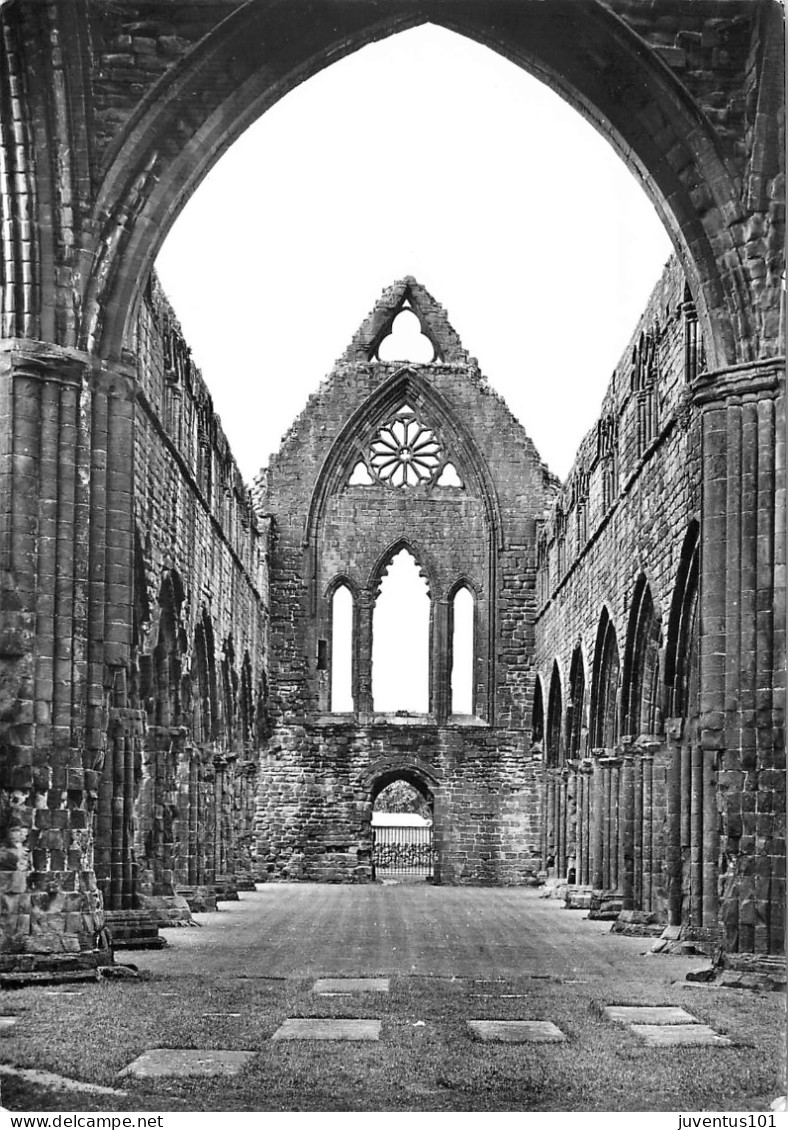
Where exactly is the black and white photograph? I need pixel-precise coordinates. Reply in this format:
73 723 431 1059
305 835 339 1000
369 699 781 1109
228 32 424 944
0 0 784 1118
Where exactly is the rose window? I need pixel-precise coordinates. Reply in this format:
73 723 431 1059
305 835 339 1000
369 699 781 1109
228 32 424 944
369 405 442 487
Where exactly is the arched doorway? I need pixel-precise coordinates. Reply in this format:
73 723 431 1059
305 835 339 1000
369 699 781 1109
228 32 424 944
370 770 435 883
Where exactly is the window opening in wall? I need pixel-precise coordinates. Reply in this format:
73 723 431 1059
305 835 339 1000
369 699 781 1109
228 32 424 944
591 609 620 748
348 459 373 485
376 307 436 363
451 586 474 715
330 585 354 711
566 646 586 758
369 405 442 487
436 461 463 487
372 549 430 713
546 662 563 766
531 677 544 752
317 638 328 671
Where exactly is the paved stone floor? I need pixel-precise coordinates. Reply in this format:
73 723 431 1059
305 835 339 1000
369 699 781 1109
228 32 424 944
134 884 707 984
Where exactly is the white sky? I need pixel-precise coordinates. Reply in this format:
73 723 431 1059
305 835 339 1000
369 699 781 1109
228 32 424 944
155 24 672 485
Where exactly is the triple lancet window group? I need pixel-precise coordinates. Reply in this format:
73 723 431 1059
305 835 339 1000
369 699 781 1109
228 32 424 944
328 550 475 717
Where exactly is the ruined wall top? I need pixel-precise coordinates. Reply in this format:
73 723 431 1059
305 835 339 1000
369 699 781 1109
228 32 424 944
256 276 556 522
537 256 702 603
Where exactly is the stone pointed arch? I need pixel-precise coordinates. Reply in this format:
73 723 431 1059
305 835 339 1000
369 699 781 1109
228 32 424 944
70 4 781 369
546 661 564 767
368 536 436 600
366 760 441 804
306 367 503 593
590 606 620 750
622 574 663 739
369 541 433 716
531 672 545 751
566 643 587 760
665 520 700 720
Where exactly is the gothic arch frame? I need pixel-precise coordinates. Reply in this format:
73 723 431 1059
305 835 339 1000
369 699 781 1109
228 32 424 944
446 580 478 718
306 368 503 580
368 539 435 716
74 2 772 371
531 670 546 751
565 641 588 760
305 369 501 722
368 536 437 601
546 659 564 767
622 572 664 739
590 604 621 751
665 519 701 720
368 764 438 807
324 572 362 602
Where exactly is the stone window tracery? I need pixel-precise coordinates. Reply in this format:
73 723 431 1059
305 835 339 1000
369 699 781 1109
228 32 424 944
370 404 441 487
347 403 464 490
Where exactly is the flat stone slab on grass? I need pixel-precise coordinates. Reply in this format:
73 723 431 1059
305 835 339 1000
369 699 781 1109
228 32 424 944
0 1016 19 1031
272 1019 381 1042
0 1064 125 1097
119 1049 256 1078
604 1006 697 1025
313 977 389 994
631 1024 732 1047
468 1020 566 1044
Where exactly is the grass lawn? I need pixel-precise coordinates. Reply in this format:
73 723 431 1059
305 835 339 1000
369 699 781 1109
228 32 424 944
0 967 783 1112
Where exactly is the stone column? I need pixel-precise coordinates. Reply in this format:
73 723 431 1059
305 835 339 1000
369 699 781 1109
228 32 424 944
610 758 622 892
693 361 784 952
355 592 374 717
576 769 585 886
556 773 565 878
621 752 635 910
546 773 556 873
0 344 135 973
581 760 593 886
539 769 548 871
690 741 704 927
665 721 683 926
566 765 577 881
590 754 604 890
633 751 643 908
702 747 719 934
641 751 654 913
601 758 612 890
433 597 450 723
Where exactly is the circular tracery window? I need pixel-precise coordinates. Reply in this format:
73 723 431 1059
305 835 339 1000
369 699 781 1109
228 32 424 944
369 405 442 487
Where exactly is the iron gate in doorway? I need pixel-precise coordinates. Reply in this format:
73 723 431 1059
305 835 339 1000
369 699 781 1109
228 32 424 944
373 822 433 879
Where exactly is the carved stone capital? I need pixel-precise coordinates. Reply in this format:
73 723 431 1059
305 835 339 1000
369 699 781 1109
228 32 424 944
692 357 784 407
88 356 138 401
0 339 88 387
